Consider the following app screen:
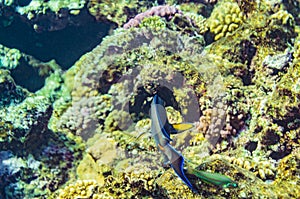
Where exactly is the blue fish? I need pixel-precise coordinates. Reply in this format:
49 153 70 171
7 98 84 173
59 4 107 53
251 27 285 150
150 95 197 192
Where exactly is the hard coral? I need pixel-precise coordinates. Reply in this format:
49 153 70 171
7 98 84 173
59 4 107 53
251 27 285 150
0 44 22 70
274 148 300 198
193 91 246 152
87 0 153 26
207 1 245 40
58 180 98 199
56 95 113 140
76 153 105 184
95 157 162 198
123 5 185 29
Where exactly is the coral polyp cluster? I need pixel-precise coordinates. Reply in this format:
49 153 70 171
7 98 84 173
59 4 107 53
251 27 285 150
123 5 184 29
57 180 98 199
207 1 245 40
0 45 21 70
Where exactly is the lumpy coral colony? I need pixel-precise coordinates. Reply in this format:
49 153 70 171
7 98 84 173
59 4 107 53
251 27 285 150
0 0 299 198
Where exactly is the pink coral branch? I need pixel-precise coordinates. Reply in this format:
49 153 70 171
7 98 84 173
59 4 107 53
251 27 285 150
123 5 185 29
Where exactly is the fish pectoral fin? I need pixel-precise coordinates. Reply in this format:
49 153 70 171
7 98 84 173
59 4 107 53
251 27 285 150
162 160 171 168
158 144 165 151
172 123 194 133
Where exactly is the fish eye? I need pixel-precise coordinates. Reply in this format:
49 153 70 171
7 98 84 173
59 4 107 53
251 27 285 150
223 182 238 188
229 182 238 188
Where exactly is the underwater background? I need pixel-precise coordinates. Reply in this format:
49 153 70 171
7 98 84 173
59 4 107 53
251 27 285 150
0 0 299 198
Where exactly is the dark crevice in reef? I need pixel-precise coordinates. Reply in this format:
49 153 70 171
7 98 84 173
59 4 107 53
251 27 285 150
128 86 180 122
0 8 111 70
10 58 45 92
15 0 32 7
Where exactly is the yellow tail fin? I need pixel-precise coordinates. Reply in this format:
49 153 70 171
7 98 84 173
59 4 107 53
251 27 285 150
172 123 194 132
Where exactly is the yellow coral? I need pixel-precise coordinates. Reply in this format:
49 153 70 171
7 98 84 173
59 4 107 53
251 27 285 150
293 27 300 64
76 154 105 185
269 10 294 26
207 1 245 40
227 155 276 180
58 180 98 199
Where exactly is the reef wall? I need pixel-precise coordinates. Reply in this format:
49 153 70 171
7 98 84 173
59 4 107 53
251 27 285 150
0 0 299 198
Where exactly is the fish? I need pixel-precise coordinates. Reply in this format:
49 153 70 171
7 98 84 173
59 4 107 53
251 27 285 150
186 166 238 188
150 94 197 192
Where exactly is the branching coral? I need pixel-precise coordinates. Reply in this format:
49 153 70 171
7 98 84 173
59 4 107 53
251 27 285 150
57 180 99 199
206 1 246 40
0 45 22 70
123 5 185 29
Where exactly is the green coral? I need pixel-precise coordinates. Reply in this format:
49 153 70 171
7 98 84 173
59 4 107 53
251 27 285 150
207 1 246 40
87 0 152 26
139 15 167 31
0 0 14 6
16 0 85 15
0 44 22 70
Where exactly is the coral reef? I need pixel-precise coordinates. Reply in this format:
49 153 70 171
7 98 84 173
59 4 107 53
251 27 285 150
0 47 85 198
52 0 299 196
0 0 87 32
0 0 299 198
274 148 300 198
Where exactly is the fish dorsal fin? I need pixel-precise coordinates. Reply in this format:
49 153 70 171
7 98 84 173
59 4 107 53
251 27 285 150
171 123 194 133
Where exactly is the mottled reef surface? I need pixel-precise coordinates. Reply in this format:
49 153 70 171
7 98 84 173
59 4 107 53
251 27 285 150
0 0 300 198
